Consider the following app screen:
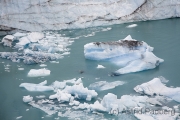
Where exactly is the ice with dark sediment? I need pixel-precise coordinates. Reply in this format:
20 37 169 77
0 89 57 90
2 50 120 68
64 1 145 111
0 32 73 64
84 35 164 75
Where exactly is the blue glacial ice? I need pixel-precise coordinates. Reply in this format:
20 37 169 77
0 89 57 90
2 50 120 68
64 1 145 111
0 32 73 64
84 35 164 75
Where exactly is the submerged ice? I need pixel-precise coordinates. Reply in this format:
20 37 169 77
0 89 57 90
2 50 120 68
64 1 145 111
84 35 164 75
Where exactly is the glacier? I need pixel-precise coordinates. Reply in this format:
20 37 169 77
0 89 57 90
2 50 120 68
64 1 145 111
84 35 164 75
0 0 180 32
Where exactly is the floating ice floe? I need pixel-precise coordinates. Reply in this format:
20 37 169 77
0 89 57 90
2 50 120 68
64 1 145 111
126 24 137 28
134 77 180 103
0 32 73 64
18 68 24 70
27 68 50 77
23 95 33 103
19 80 54 92
97 64 105 69
16 116 22 119
89 81 125 91
39 64 47 67
84 35 164 75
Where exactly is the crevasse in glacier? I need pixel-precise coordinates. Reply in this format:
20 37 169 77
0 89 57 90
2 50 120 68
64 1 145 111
1 0 180 31
84 35 164 75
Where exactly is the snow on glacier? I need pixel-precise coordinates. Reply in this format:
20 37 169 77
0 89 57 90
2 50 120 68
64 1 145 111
27 68 50 77
84 35 163 75
0 32 73 64
134 77 180 103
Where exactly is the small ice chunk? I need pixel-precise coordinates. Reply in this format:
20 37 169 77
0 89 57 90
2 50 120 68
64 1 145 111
126 24 137 28
18 68 24 70
40 64 47 67
19 80 54 92
15 37 30 47
26 109 29 111
1 35 14 47
97 65 105 69
13 32 26 38
36 95 46 99
63 78 82 85
16 116 22 119
51 81 66 89
50 61 59 63
49 90 72 102
63 83 98 100
69 100 80 106
27 68 50 77
23 95 33 103
27 32 44 43
89 81 125 91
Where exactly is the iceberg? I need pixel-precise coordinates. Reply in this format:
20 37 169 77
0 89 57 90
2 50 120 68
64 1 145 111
49 90 72 102
27 68 50 77
23 95 33 103
126 24 138 28
96 65 105 69
89 81 125 91
134 77 180 103
84 35 163 75
63 83 98 101
19 80 54 92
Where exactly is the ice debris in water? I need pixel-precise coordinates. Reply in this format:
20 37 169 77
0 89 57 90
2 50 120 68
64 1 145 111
19 80 54 92
23 95 33 103
22 77 180 119
126 24 137 28
89 81 125 91
134 77 180 103
84 35 164 75
97 64 105 69
16 116 22 119
27 68 50 77
0 32 73 64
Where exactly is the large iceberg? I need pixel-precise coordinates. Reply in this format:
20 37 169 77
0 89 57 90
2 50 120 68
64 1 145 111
134 77 180 103
84 35 164 75
0 32 73 64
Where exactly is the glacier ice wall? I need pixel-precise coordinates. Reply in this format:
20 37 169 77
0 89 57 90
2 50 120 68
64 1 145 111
0 0 180 31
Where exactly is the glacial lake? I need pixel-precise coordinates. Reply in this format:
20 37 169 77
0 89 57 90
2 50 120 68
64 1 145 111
0 18 180 120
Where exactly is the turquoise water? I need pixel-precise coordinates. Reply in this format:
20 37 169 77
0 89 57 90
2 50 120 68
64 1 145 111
0 18 180 120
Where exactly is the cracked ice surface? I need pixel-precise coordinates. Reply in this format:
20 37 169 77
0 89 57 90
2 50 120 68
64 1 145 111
0 32 73 64
1 0 180 31
84 35 164 75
